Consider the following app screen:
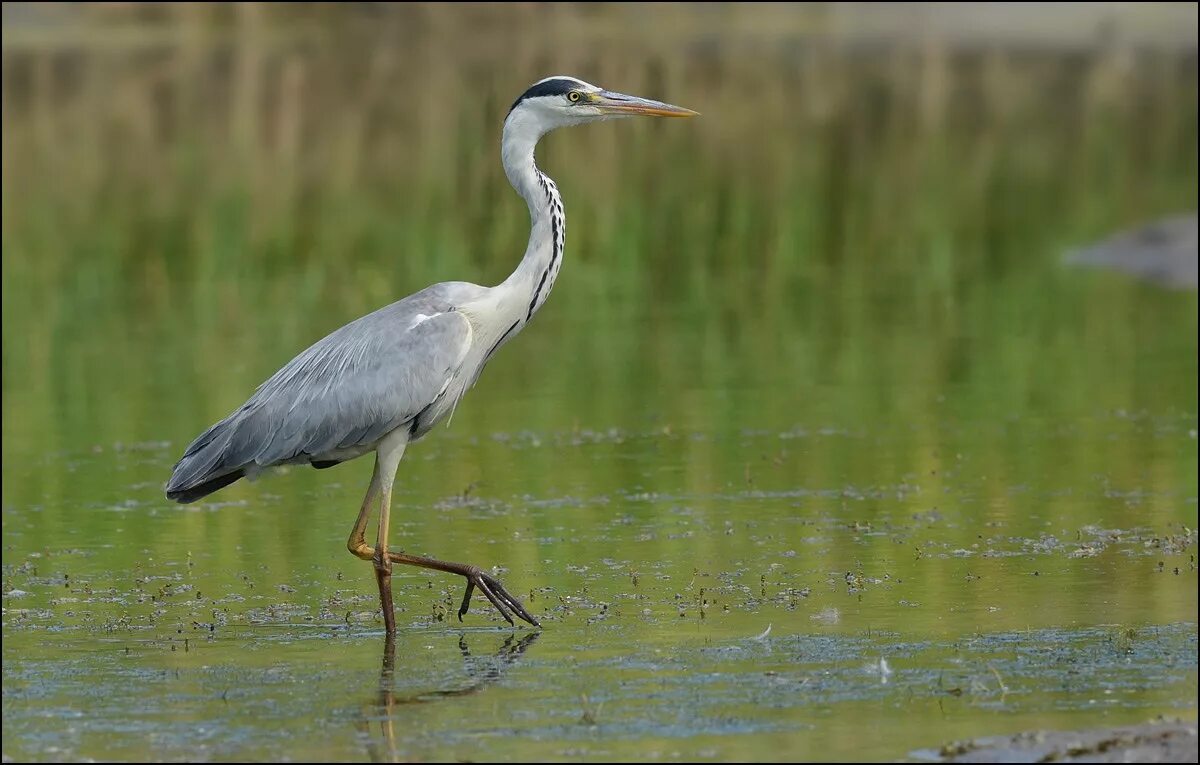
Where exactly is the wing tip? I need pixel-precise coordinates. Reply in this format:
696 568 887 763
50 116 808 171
165 470 245 504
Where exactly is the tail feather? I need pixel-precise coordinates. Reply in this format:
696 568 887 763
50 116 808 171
166 470 245 503
167 416 245 504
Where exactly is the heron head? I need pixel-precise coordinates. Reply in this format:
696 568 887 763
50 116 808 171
506 75 697 133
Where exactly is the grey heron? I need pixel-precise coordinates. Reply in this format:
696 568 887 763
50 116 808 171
166 76 696 634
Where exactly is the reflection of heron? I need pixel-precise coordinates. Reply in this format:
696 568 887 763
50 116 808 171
166 77 696 633
361 632 541 762
1066 213 1198 290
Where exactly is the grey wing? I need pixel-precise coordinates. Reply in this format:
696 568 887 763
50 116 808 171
167 306 473 501
246 309 473 462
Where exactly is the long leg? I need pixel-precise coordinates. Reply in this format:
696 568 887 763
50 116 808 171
372 432 408 635
346 432 407 634
346 459 382 561
344 430 539 630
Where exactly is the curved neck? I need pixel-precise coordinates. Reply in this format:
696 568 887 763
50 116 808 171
497 111 565 324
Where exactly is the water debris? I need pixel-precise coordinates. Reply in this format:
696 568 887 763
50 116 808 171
988 665 1008 696
864 657 894 684
578 694 603 726
811 607 841 625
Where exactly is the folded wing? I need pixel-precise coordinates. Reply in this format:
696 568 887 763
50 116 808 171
166 304 472 503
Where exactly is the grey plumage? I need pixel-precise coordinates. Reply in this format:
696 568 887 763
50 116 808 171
167 282 481 502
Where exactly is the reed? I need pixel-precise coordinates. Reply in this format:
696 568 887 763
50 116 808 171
3 5 1194 321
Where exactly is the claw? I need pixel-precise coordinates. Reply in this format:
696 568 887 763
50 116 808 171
382 550 541 628
456 569 540 628
458 580 475 622
475 574 515 625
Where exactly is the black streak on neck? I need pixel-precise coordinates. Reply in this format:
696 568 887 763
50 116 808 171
527 172 562 321
484 320 521 363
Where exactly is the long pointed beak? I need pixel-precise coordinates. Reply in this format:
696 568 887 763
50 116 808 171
592 89 698 118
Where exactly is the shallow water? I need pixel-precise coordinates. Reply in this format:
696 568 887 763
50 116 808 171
3 279 1197 761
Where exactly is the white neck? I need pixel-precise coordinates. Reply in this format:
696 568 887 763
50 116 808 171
495 109 566 325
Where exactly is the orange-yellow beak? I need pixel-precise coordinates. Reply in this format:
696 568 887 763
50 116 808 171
591 90 698 118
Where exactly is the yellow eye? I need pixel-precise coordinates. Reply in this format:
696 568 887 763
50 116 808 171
567 91 582 103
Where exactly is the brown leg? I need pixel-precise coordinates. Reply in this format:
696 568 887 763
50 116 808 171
350 505 539 627
373 472 397 635
345 433 539 631
372 435 409 635
346 435 407 635
346 459 381 561
385 551 540 628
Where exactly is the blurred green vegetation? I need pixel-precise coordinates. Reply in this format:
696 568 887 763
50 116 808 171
4 4 1197 437
3 5 1196 309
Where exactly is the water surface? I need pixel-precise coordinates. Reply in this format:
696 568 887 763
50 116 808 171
4 280 1196 760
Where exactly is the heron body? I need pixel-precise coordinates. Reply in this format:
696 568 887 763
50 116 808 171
168 281 486 501
166 76 695 633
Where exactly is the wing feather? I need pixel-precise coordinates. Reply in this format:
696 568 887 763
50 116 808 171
166 292 476 502
242 309 471 465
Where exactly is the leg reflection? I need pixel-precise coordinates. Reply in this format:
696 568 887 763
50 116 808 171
360 631 542 762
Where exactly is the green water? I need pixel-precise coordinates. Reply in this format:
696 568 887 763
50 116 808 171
2 5 1199 761
3 276 1197 761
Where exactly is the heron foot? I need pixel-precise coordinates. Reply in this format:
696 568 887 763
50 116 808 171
454 565 540 628
346 544 540 629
